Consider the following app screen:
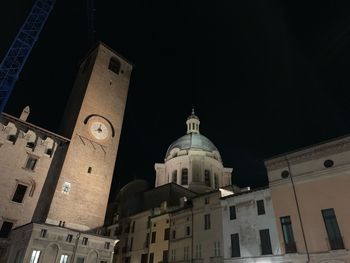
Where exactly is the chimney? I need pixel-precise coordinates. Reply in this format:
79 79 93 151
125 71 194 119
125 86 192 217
20 106 30 121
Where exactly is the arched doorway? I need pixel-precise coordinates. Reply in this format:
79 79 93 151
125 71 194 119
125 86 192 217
87 250 98 263
42 243 59 262
14 248 25 263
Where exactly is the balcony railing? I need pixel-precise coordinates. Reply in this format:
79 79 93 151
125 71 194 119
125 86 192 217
328 237 345 250
284 241 297 253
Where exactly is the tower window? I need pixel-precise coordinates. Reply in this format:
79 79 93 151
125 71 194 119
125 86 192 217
108 57 121 74
12 184 27 203
204 170 211 187
87 167 92 174
25 156 38 171
181 168 188 185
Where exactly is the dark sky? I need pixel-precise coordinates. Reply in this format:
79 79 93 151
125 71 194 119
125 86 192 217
2 1 350 199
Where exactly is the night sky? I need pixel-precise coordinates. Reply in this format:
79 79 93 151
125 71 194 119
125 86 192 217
2 1 350 200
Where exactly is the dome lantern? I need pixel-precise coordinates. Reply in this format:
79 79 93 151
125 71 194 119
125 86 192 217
186 108 200 134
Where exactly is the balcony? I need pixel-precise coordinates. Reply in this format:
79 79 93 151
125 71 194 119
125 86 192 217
328 237 345 250
284 242 297 253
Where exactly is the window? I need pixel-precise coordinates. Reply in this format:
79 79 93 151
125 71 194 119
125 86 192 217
131 221 135 233
141 254 148 263
30 250 41 263
172 230 176 239
88 167 92 173
66 234 73 243
322 208 344 250
108 57 121 74
25 156 37 171
82 237 88 245
0 221 13 238
151 231 156 243
76 257 85 263
145 233 150 248
186 226 190 236
257 200 265 215
172 170 177 183
104 242 110 249
231 233 240 257
204 197 209 204
214 174 218 188
280 216 296 253
129 237 133 251
181 168 188 185
164 228 170 240
229 206 236 220
12 184 28 203
204 214 211 230
184 246 189 260
163 250 169 263
149 253 154 263
195 244 202 259
40 229 47 238
171 249 176 261
214 241 220 257
59 255 69 263
260 229 272 255
204 170 211 187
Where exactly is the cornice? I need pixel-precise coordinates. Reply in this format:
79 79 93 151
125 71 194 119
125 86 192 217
265 136 350 171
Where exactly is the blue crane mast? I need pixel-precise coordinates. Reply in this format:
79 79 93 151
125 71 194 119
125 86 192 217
0 0 56 112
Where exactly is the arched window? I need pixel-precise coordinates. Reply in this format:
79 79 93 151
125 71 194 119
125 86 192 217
204 170 211 187
172 170 177 183
108 57 121 74
214 174 218 188
181 168 188 185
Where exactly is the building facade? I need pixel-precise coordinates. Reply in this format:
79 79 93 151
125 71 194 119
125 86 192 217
0 42 133 263
265 136 350 263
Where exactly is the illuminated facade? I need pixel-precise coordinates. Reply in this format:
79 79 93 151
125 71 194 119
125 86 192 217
266 136 350 263
0 42 132 263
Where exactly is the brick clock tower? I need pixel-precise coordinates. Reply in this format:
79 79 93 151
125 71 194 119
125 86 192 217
45 43 133 231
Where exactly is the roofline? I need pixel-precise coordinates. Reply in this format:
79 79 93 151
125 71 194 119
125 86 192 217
1 113 70 142
220 185 269 200
79 41 135 67
264 133 350 163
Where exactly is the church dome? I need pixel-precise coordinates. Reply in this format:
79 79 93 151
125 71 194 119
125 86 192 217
165 109 222 162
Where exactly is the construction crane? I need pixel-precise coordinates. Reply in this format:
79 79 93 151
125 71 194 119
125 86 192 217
0 0 56 113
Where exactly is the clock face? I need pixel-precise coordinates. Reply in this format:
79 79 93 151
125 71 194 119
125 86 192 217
90 121 109 140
